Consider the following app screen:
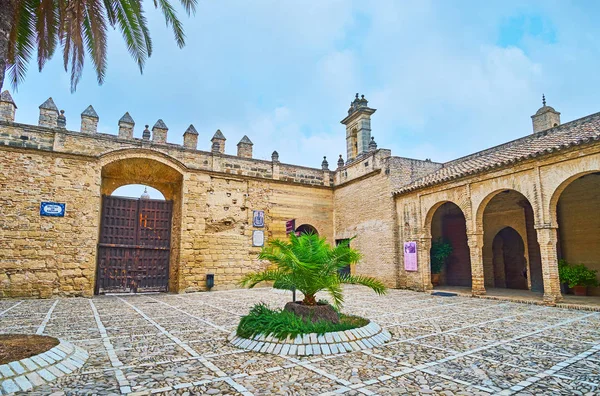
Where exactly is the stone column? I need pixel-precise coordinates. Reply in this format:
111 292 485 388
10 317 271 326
0 90 17 122
418 236 433 291
152 119 168 144
467 233 486 295
536 225 563 304
81 105 99 133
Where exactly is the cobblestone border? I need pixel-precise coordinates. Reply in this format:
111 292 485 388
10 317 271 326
228 321 391 356
0 339 88 394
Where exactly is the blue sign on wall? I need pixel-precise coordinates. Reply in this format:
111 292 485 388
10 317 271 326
40 202 66 217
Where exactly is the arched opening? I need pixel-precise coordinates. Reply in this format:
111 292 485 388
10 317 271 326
492 227 528 290
296 224 318 236
429 202 471 287
112 184 165 200
96 156 183 295
481 190 543 291
556 172 600 296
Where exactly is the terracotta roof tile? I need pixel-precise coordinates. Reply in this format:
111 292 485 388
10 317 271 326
393 112 600 195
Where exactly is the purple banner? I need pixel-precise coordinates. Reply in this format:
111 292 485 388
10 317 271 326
404 241 418 271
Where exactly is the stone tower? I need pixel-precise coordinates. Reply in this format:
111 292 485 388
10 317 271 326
531 95 561 133
340 93 376 162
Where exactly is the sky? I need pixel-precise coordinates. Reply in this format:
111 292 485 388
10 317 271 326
6 1 600 199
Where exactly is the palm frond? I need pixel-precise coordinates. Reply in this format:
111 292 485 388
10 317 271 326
154 0 185 48
7 0 36 90
35 0 59 71
178 0 197 16
339 274 387 295
239 270 285 288
82 0 108 85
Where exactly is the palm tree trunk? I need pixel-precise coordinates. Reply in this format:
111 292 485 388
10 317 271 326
0 0 16 91
302 294 317 306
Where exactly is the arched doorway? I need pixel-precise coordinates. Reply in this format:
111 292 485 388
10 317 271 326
96 155 184 294
481 190 543 291
112 184 165 200
429 202 471 287
492 227 528 290
555 172 600 295
296 224 318 236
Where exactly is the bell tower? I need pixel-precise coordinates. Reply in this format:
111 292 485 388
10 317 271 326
341 93 376 163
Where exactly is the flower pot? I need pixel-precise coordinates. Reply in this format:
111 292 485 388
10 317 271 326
573 285 588 296
431 273 440 287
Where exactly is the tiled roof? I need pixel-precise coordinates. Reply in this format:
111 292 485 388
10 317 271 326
394 112 600 195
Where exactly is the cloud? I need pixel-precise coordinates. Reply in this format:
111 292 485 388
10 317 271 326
7 0 600 170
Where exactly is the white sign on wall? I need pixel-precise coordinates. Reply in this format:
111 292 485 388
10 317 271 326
252 230 265 247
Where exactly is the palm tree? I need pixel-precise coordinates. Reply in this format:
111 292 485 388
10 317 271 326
0 0 196 91
240 233 387 308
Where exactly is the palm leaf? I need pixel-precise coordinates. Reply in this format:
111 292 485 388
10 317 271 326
339 274 387 295
153 0 185 48
6 0 36 90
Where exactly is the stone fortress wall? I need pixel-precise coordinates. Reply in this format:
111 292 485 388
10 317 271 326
1 90 598 303
0 93 337 297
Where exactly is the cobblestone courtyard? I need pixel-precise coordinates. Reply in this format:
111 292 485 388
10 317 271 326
1 286 600 395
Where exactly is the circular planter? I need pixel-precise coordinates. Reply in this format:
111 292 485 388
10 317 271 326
0 338 88 394
228 321 391 356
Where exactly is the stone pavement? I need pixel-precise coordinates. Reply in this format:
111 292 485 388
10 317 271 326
0 286 599 395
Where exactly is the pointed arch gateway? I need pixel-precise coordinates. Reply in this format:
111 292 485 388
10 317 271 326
95 152 184 294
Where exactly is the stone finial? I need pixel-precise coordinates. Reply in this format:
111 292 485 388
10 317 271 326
118 112 135 139
369 136 377 151
0 90 17 122
57 110 66 129
542 94 546 107
183 124 199 149
271 150 279 162
80 105 99 133
152 119 168 144
337 154 345 168
321 156 329 170
142 125 151 140
38 97 59 127
211 129 226 154
211 140 221 153
237 135 253 158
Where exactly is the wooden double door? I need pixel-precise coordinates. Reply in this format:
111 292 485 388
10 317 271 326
95 195 172 294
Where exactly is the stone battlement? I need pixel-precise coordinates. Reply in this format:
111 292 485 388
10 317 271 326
0 92 334 187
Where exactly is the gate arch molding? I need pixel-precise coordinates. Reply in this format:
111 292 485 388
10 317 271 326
96 149 186 294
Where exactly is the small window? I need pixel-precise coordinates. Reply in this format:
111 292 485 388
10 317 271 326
553 123 558 127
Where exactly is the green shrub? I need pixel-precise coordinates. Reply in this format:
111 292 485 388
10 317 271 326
559 260 599 288
430 238 452 274
240 233 386 308
236 303 369 340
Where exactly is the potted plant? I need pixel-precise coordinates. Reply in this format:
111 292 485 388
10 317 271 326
430 238 452 286
561 262 598 296
558 259 571 294
239 233 387 329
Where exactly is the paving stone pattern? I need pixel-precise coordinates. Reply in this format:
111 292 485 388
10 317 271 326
0 339 88 394
0 286 599 395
